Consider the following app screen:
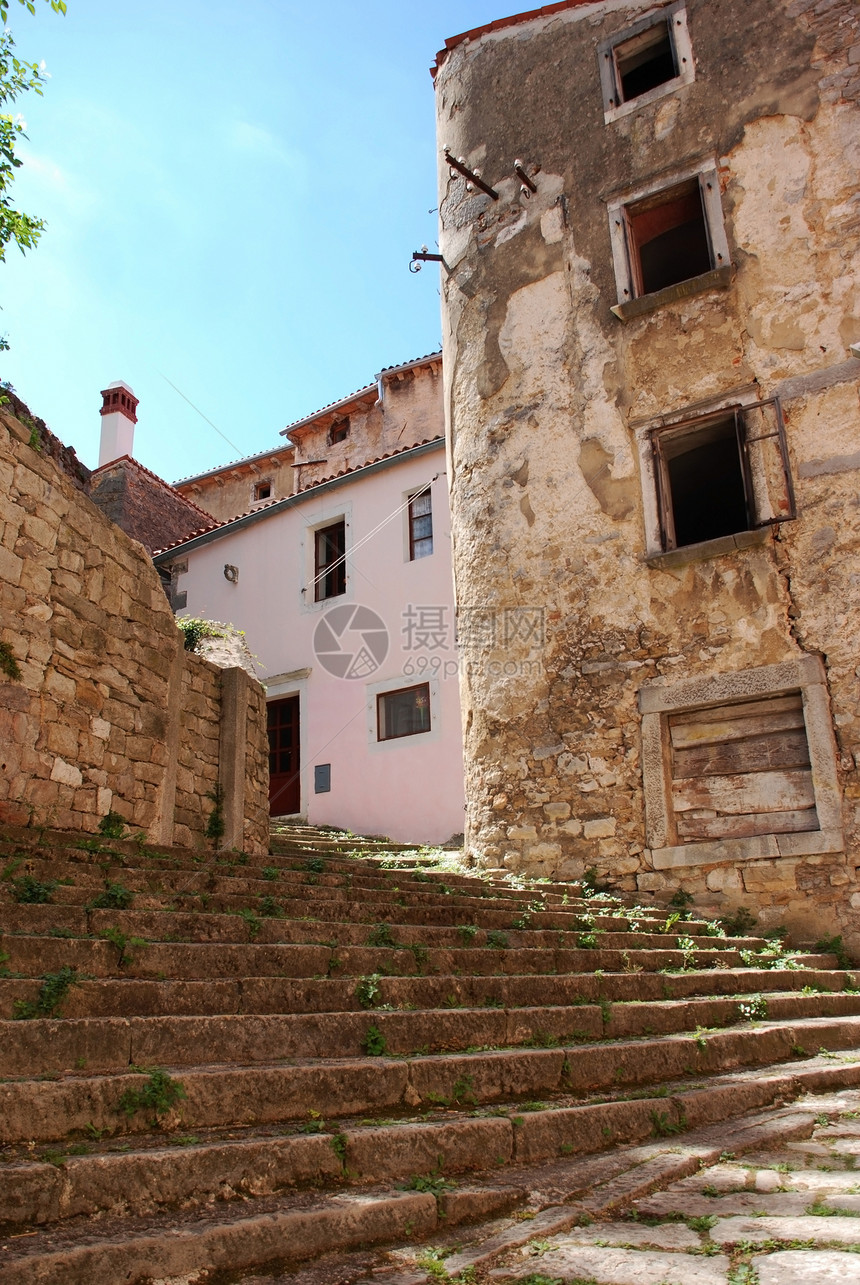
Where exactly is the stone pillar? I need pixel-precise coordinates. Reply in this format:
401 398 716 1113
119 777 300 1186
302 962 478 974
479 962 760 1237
219 665 252 852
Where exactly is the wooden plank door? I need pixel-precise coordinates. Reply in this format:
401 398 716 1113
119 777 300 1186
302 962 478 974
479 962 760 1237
268 696 300 816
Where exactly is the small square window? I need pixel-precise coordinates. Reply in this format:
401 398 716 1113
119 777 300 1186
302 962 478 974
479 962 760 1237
599 3 694 121
377 683 431 741
647 399 795 556
329 419 349 445
253 479 272 502
314 520 346 601
408 488 433 560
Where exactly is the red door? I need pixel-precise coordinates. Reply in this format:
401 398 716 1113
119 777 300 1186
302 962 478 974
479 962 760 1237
268 696 301 816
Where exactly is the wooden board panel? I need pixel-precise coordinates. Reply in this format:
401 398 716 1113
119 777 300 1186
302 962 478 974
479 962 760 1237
677 807 820 841
668 694 803 729
672 768 815 817
672 728 810 780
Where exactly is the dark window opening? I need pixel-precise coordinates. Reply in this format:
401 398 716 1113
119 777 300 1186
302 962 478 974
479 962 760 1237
377 683 431 741
314 520 346 601
329 419 349 445
626 179 712 296
655 415 750 550
254 480 272 502
615 18 677 102
408 488 433 560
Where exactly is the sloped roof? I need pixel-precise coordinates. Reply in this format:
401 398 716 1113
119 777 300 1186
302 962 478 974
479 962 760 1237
173 442 293 488
283 351 442 441
152 436 445 559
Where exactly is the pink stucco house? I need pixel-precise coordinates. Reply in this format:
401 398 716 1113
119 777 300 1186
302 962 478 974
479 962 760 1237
154 354 465 845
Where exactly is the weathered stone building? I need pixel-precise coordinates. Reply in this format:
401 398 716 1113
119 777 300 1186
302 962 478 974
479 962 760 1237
434 0 860 943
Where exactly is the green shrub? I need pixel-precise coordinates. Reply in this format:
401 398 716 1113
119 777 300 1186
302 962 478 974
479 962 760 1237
176 616 227 653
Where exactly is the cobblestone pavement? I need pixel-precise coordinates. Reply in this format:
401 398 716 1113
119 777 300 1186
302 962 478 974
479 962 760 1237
336 1086 860 1285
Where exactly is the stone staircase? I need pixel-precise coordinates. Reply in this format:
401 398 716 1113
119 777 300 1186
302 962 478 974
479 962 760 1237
0 821 859 1283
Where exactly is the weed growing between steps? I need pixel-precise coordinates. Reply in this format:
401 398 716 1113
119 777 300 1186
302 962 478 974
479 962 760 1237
816 934 853 969
362 1024 388 1055
102 927 147 968
119 1067 187 1125
97 812 128 840
10 874 57 903
88 881 134 910
237 907 261 939
13 966 80 1018
355 974 383 1008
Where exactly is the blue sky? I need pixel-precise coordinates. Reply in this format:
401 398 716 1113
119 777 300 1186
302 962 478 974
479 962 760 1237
1 0 509 481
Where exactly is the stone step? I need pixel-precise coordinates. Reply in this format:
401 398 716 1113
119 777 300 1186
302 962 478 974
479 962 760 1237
5 991 860 1076
2 1055 860 1282
0 934 778 990
2 964 848 1021
3 1014 860 1146
3 876 702 936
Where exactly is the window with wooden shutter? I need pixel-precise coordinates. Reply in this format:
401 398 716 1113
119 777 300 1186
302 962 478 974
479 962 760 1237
669 693 817 843
650 398 795 554
639 657 844 869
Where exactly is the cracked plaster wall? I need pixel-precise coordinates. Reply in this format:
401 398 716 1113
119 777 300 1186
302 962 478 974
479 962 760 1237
436 0 860 944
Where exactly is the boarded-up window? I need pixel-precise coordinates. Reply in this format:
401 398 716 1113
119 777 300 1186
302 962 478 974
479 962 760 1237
669 693 817 842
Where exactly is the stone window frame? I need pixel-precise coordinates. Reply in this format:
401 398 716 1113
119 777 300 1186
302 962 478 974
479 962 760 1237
639 656 844 871
634 389 796 566
607 159 732 322
598 1 695 124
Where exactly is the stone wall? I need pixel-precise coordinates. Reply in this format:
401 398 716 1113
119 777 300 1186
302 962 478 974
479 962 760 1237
0 405 269 853
435 0 860 948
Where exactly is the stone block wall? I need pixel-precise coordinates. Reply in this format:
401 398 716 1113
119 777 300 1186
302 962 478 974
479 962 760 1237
0 406 269 853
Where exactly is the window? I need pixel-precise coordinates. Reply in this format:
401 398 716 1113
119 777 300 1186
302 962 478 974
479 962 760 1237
408 488 433 560
626 179 712 297
614 18 676 102
253 479 272 502
608 163 731 315
314 520 346 601
329 419 349 445
377 683 431 741
599 4 694 121
649 399 795 554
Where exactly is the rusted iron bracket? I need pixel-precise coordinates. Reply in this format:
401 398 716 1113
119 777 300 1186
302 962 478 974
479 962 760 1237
514 159 537 195
443 149 499 200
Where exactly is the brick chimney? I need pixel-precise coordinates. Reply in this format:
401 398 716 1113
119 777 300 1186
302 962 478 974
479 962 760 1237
98 380 139 467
